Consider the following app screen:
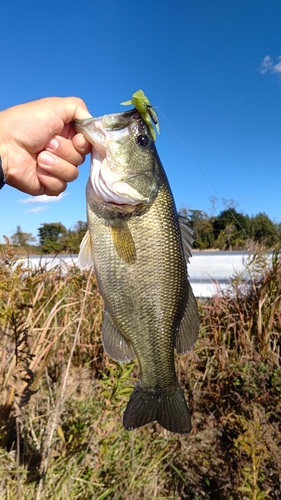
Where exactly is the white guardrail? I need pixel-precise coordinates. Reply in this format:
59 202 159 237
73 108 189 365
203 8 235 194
188 251 254 297
13 251 271 298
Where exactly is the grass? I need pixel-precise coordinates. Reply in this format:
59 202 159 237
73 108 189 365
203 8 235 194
0 241 280 499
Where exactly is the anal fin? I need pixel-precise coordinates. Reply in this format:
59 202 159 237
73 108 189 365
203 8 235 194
102 311 135 362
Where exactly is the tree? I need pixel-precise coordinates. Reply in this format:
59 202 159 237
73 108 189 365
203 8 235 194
208 196 218 217
250 212 278 247
213 208 249 249
62 221 88 253
179 209 215 249
11 226 36 247
37 221 88 254
74 221 88 240
221 198 240 210
38 222 67 253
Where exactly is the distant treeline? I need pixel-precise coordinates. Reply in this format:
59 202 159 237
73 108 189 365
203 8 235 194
6 221 88 254
180 207 280 250
4 207 281 254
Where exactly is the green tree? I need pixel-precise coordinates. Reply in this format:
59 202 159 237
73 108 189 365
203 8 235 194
250 212 278 247
183 209 215 249
37 221 88 254
38 222 67 254
213 208 249 249
74 221 88 240
11 225 36 247
62 221 88 253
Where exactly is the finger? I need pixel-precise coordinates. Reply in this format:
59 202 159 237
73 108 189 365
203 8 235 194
37 153 79 183
72 133 92 155
44 135 86 166
43 97 92 132
55 97 92 121
53 126 92 155
36 166 67 196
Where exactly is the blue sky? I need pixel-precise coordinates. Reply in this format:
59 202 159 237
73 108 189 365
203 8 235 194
1 0 281 243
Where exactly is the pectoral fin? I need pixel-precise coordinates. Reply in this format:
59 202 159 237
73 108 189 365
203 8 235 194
77 230 93 270
102 311 136 362
175 281 200 354
110 219 136 264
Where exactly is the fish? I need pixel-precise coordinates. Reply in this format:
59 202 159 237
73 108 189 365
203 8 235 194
74 106 199 434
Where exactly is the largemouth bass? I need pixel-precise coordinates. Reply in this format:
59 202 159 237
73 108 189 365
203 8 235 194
75 106 199 434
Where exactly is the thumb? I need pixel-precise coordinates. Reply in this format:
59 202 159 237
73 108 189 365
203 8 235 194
45 96 93 123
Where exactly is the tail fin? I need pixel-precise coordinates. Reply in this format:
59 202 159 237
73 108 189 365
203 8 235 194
123 383 191 434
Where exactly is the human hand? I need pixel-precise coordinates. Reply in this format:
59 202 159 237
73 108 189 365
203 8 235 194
0 97 92 196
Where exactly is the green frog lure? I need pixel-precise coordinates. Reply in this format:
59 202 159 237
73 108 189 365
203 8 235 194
121 89 160 142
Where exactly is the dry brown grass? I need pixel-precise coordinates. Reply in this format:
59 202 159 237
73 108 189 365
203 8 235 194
0 242 280 499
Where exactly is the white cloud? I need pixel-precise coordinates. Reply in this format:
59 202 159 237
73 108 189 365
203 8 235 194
19 192 69 204
260 55 281 75
260 55 273 74
273 59 281 74
23 206 46 213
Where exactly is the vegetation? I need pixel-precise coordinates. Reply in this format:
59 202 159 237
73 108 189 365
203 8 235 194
180 207 280 250
38 221 88 254
10 226 36 248
0 241 280 499
4 205 281 256
5 222 88 255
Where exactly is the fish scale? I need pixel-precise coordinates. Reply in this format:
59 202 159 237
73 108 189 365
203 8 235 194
75 106 199 433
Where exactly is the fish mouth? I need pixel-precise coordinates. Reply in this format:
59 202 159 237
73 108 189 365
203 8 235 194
89 146 157 207
74 109 140 156
74 109 139 137
75 110 158 208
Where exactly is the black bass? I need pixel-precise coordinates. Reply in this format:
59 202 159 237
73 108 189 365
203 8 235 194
74 105 199 434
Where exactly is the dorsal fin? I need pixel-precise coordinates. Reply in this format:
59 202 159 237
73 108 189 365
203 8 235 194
178 214 194 264
175 281 200 354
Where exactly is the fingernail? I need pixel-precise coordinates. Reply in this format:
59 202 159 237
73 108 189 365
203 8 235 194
39 152 54 166
46 138 59 151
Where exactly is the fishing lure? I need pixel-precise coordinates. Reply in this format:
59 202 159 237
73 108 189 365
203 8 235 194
121 89 160 141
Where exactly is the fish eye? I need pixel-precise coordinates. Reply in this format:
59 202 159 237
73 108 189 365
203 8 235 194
136 134 150 148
